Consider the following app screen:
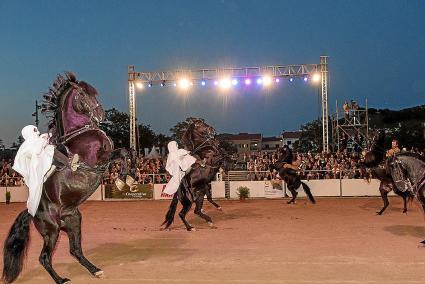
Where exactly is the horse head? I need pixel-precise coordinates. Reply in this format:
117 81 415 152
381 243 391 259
42 72 104 144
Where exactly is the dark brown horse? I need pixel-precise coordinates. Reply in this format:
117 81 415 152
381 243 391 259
2 73 127 284
162 119 229 231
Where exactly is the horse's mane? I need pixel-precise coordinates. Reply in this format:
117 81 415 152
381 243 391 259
396 152 425 163
181 119 216 152
41 72 78 142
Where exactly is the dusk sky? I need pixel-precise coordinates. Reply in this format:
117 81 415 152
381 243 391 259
1 0 424 146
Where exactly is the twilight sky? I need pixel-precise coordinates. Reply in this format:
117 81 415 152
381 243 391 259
0 0 424 146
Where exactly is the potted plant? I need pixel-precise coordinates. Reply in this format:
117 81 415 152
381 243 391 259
237 186 250 201
5 190 11 204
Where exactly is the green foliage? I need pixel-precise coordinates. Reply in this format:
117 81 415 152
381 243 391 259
218 138 237 155
237 186 250 199
293 119 322 152
169 117 205 144
101 108 130 149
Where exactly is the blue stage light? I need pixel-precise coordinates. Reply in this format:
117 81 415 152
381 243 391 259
303 77 308 82
201 80 206 86
231 79 238 86
257 78 263 85
289 77 294 82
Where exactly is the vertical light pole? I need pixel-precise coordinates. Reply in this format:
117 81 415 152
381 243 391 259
128 66 137 153
32 100 41 127
320 55 329 152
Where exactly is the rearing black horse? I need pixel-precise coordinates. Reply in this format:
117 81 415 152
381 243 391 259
2 73 127 284
269 147 315 204
162 119 229 231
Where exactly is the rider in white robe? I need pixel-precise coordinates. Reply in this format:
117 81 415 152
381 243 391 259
12 125 55 216
164 141 196 195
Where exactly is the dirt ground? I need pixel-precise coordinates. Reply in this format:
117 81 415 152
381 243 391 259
1 197 425 284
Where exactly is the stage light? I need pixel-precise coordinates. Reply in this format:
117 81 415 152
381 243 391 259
135 81 144 89
178 78 190 89
160 80 166 87
289 77 294 82
201 80 206 86
173 82 177 87
275 78 280 83
214 80 219 86
148 82 153 87
312 73 321 83
231 79 238 86
262 76 272 86
244 78 251 85
303 76 308 82
256 78 263 85
219 78 231 89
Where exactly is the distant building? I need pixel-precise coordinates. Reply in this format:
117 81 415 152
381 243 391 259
281 131 302 148
262 136 283 151
219 133 262 154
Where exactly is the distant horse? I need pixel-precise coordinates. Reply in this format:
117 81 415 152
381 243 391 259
2 73 127 284
162 119 228 231
364 131 425 244
269 163 316 204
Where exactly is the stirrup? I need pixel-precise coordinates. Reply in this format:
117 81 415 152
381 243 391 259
70 154 79 172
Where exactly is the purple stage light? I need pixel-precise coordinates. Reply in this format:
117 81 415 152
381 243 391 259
245 78 251 85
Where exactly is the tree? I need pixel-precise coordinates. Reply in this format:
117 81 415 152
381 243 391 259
217 138 237 155
100 108 130 149
138 124 156 150
293 119 322 153
169 117 205 144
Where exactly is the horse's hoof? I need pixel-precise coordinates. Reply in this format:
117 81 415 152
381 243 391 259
189 227 196 232
94 270 104 278
217 207 222 211
376 212 383 215
201 209 206 214
62 279 72 284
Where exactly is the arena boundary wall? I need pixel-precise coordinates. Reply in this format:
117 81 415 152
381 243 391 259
0 179 395 203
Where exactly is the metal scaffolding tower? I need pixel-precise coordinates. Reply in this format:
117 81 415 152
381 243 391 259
332 99 369 152
128 56 329 153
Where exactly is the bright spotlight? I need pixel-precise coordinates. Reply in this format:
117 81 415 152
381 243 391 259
303 76 308 82
262 76 272 86
312 73 321 83
201 80 206 86
214 80 219 86
256 78 263 85
135 81 144 89
289 77 294 82
148 82 153 87
231 79 238 86
220 78 231 89
160 80 166 87
178 78 190 89
275 78 280 83
173 82 177 87
244 78 251 85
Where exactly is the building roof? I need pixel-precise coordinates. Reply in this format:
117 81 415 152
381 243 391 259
262 136 282 142
282 131 302 139
220 133 262 141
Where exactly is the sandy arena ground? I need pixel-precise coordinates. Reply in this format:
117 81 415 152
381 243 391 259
1 197 425 284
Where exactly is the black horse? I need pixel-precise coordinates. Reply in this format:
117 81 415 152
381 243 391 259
364 131 425 244
269 163 316 204
162 119 228 231
2 73 127 284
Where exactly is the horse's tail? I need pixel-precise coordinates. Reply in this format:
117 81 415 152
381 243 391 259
301 182 316 204
161 193 179 229
2 210 32 284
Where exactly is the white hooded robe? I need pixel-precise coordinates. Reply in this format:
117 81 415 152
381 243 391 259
163 141 196 195
12 125 55 216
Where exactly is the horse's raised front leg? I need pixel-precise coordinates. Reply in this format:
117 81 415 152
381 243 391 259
62 209 103 278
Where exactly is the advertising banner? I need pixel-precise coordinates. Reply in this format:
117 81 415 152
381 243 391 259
104 183 153 199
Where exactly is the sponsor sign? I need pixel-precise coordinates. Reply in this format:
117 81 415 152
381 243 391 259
104 183 153 199
264 180 285 198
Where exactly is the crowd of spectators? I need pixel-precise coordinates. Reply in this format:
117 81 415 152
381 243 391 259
103 156 170 185
2 147 424 187
0 159 22 186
